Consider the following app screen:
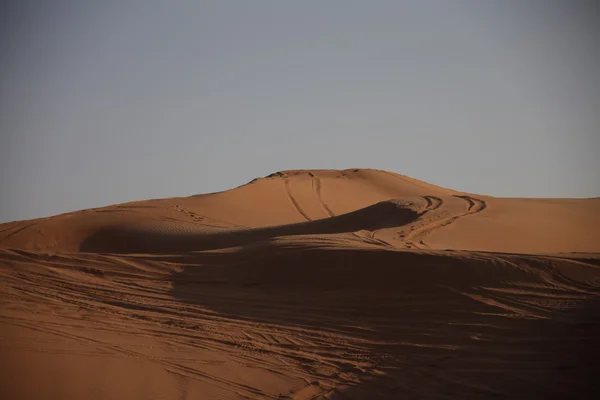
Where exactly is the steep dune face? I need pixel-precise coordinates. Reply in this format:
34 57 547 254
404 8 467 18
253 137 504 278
1 169 599 399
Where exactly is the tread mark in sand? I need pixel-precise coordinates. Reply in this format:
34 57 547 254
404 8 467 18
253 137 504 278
406 195 486 249
455 195 487 213
365 230 393 248
2 222 39 240
422 196 443 212
313 175 336 218
284 179 312 221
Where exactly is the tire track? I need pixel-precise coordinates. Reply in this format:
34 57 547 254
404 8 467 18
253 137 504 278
1 316 275 400
172 204 246 229
455 195 486 213
369 196 443 247
284 179 312 221
1 221 38 240
353 231 394 248
312 174 335 218
405 195 486 249
0 260 350 398
422 196 443 212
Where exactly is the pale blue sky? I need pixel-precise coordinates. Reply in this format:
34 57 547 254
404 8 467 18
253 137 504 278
1 1 598 222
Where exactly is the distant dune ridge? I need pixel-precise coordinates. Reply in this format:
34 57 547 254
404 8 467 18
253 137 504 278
1 168 598 254
1 169 599 399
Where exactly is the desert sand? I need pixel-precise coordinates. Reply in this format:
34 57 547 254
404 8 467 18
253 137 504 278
1 168 599 399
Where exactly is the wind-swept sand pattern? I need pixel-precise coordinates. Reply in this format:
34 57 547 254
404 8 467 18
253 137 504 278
1 169 599 399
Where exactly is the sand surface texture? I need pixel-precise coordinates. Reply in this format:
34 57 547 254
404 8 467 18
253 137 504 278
1 169 599 399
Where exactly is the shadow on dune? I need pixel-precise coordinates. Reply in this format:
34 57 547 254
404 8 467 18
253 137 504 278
79 200 418 254
168 246 600 399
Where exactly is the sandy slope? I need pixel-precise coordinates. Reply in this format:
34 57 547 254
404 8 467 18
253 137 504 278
1 169 599 399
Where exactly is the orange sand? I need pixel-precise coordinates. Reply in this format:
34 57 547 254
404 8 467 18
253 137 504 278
1 169 599 399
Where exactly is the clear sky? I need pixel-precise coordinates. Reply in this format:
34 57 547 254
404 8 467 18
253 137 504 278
1 1 598 223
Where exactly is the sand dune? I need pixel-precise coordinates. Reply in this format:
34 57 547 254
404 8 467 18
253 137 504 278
1 169 598 254
1 169 599 399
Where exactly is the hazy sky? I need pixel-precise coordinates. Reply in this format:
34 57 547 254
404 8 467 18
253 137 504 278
1 1 598 222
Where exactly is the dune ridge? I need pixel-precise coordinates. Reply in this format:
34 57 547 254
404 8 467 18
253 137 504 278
1 168 599 399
